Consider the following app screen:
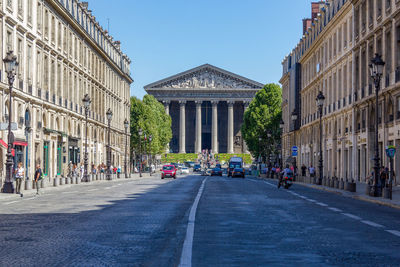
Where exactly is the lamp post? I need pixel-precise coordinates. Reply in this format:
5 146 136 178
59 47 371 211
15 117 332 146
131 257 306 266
279 119 284 168
106 108 113 180
316 91 325 185
291 111 298 177
2 51 19 193
149 135 152 176
369 53 385 197
258 136 262 175
82 93 91 182
124 119 129 178
138 128 142 178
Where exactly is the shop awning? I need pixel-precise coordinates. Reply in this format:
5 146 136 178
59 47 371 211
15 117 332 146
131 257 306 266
0 139 15 156
14 141 28 146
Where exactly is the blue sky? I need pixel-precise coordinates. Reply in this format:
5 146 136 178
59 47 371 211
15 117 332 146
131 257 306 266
88 0 311 99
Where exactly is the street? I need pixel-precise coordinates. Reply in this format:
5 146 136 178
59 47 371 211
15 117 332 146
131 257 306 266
0 174 400 266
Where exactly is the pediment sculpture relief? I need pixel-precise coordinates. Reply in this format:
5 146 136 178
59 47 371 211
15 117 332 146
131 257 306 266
159 70 258 89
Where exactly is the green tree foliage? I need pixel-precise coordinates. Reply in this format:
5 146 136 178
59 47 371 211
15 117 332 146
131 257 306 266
241 83 282 158
130 95 172 157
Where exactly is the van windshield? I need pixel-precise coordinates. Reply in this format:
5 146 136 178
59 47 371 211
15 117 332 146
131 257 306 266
230 163 241 169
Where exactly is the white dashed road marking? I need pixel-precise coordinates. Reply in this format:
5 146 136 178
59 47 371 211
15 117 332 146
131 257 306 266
179 177 208 267
386 230 400 237
341 213 362 220
87 189 99 192
315 202 328 207
361 220 384 228
328 207 343 212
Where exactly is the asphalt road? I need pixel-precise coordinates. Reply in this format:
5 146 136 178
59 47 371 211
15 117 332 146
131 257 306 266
0 174 399 266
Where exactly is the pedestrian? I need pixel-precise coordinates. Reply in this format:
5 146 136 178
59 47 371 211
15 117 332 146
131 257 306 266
80 163 84 181
380 167 388 189
117 165 121 178
34 164 42 195
309 165 315 178
301 164 307 177
14 162 24 197
271 166 276 179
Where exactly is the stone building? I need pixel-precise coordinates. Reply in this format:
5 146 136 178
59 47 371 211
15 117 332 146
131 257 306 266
0 0 132 185
145 64 263 154
281 0 400 185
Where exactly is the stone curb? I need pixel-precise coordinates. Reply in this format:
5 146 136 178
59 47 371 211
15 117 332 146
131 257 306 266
257 177 400 210
295 181 400 210
0 174 155 202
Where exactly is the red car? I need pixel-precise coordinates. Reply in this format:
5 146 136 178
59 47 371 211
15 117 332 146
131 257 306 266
161 165 177 179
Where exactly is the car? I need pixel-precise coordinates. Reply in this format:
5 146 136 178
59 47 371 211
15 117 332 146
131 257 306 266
215 164 222 169
193 164 202 172
210 167 223 176
180 167 190 174
161 165 177 179
231 167 245 178
228 157 243 177
185 161 195 168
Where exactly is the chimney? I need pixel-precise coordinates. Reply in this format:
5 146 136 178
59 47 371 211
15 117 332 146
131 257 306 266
114 41 121 50
81 2 88 9
302 18 312 35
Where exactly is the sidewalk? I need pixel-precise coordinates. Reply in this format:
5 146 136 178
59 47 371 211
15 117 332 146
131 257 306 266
0 172 154 202
260 175 400 209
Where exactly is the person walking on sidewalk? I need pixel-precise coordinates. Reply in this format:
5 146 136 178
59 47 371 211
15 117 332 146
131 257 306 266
34 164 42 195
301 164 307 177
380 167 388 190
309 165 315 178
14 162 24 197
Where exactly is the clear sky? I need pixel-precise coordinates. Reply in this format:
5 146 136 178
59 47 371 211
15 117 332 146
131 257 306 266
88 0 311 99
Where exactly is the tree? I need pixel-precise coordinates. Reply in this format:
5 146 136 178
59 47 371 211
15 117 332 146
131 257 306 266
130 95 172 163
241 83 282 161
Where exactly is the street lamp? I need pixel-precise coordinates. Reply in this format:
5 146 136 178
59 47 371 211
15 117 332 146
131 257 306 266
369 53 385 197
291 111 298 177
138 128 143 178
82 93 91 182
124 119 129 178
106 108 113 180
280 119 284 167
316 91 325 185
149 135 152 176
2 51 19 193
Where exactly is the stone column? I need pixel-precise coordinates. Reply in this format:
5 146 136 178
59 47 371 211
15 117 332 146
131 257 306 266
163 100 170 115
211 100 218 154
227 100 234 154
195 101 202 154
179 100 186 154
243 101 250 153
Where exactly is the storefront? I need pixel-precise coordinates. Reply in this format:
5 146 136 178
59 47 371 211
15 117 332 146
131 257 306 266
68 137 80 165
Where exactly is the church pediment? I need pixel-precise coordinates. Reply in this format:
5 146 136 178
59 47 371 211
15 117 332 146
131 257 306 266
145 64 263 90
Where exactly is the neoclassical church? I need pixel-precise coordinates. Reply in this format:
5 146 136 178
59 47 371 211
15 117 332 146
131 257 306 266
145 64 263 154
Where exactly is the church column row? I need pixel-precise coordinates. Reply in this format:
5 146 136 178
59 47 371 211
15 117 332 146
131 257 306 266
164 100 249 154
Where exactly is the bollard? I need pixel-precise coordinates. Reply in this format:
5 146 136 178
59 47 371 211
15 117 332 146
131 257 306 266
334 179 339 188
339 179 345 190
383 187 392 199
54 177 59 187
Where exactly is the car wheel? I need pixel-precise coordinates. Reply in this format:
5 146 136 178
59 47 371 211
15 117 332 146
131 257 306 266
173 176 176 179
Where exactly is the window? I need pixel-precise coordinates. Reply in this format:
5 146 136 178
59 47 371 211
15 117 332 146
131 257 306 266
44 9 49 37
27 45 32 84
386 0 391 10
27 0 33 23
37 3 42 31
368 0 374 25
36 51 41 88
397 97 400 119
18 0 23 16
344 22 347 47
6 31 13 52
51 16 55 43
377 0 382 18
17 39 23 79
57 23 62 47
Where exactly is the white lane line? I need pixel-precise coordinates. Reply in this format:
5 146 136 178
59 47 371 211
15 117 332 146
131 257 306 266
263 181 276 187
24 197 35 200
117 184 122 186
62 191 77 194
87 189 99 192
386 230 400 237
342 213 362 220
105 187 112 190
328 207 343 212
315 202 328 207
361 220 384 228
179 177 208 267
3 200 19 205
307 199 316 202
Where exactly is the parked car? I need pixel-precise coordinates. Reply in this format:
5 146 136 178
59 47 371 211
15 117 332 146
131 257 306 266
180 167 190 174
193 164 202 172
231 167 245 178
185 161 195 168
211 167 223 176
161 165 177 179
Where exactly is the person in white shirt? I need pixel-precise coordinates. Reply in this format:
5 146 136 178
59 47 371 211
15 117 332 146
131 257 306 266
309 165 316 177
14 162 24 196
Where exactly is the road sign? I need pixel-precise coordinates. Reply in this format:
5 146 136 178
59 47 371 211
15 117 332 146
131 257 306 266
386 145 396 158
0 122 17 131
292 151 298 157
292 146 298 152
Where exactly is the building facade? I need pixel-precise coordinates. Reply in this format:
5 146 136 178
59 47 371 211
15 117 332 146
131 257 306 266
281 0 400 185
145 64 263 154
0 0 132 186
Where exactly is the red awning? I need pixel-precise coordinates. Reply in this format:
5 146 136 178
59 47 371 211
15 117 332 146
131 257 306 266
0 139 16 156
14 141 28 146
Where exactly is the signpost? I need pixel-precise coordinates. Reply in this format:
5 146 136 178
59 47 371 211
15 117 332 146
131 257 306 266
292 146 298 157
384 145 396 199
